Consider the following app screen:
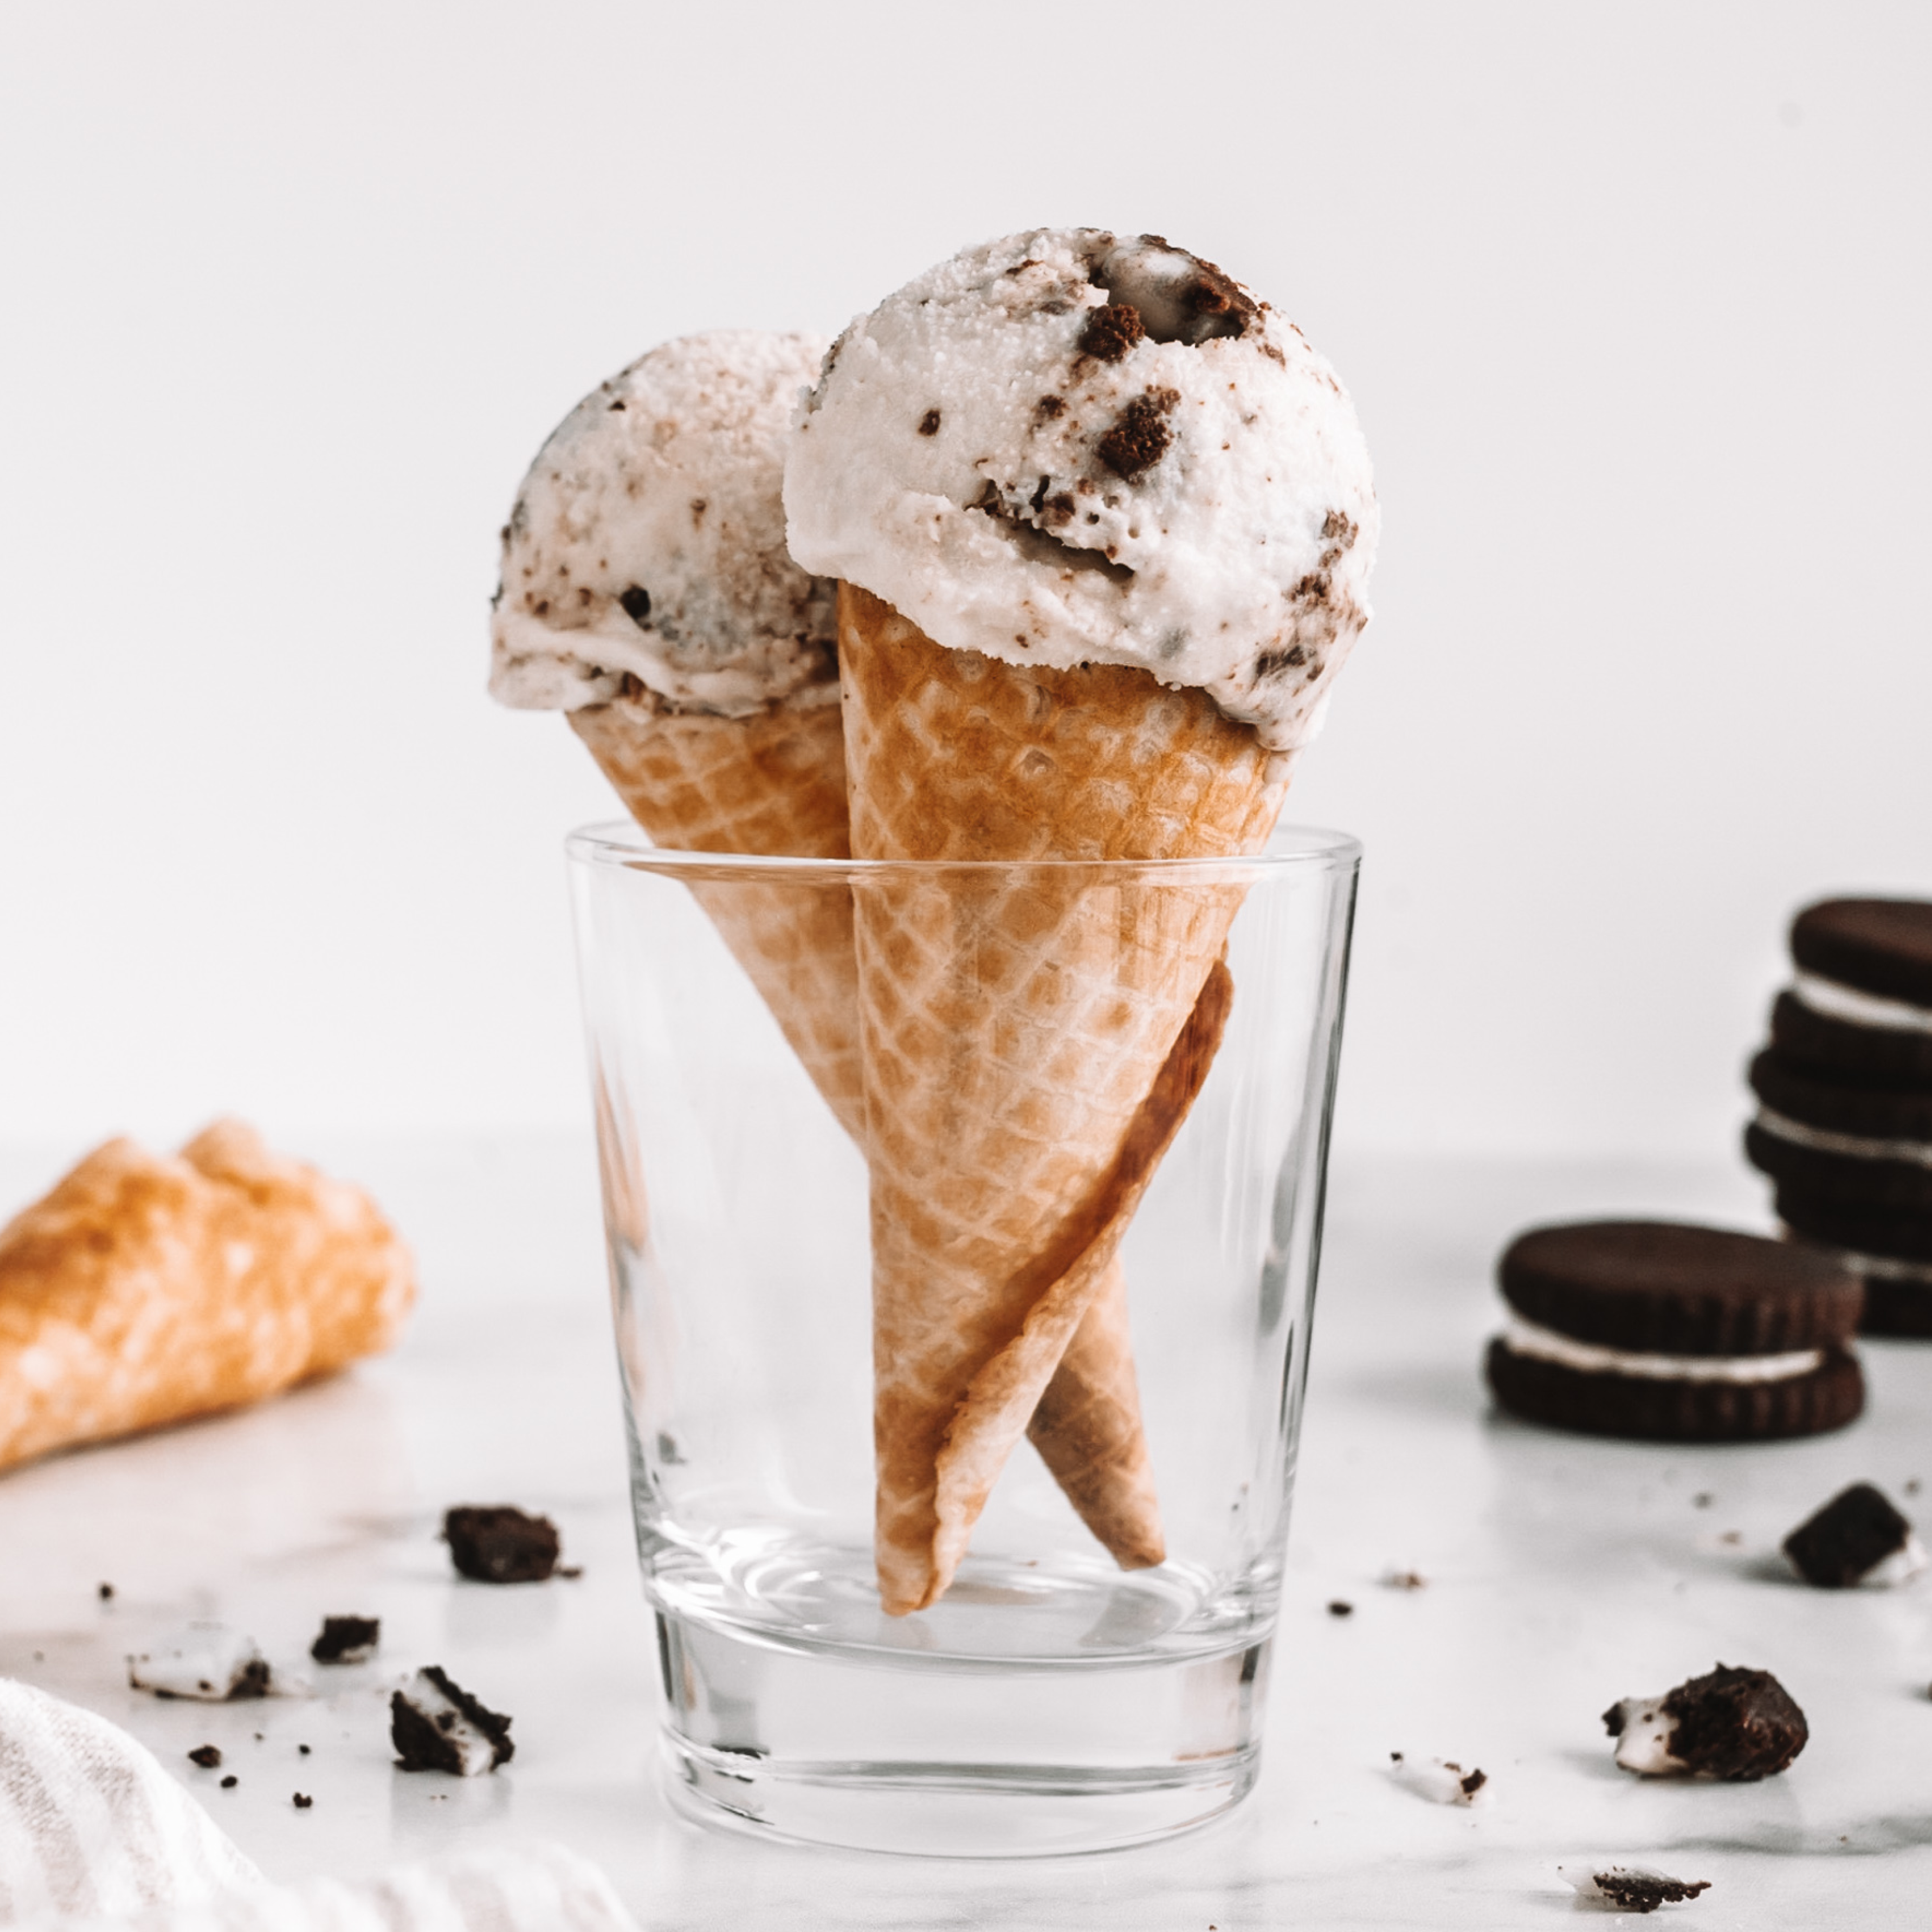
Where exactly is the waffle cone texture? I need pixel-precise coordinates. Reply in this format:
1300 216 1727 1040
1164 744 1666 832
838 584 1285 1613
0 1121 414 1471
569 667 1195 1578
571 686 866 1138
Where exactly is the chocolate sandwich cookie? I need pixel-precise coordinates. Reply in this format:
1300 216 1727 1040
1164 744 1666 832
1745 1047 1932 1327
1744 899 1932 1333
1774 1184 1932 1336
1485 1222 1864 1441
1771 990 1932 1088
1746 1051 1932 1207
1769 897 1932 1086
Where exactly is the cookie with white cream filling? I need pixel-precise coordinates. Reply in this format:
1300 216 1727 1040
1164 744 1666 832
1485 1222 1863 1441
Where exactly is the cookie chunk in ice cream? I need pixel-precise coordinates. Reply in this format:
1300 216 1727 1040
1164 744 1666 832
784 229 1378 753
490 330 836 716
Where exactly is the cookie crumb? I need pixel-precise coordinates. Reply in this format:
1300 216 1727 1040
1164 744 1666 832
1390 1752 1487 1804
220 1776 238 1790
98 1583 114 1601
187 1745 222 1769
391 1666 514 1776
1784 1482 1923 1588
1381 1569 1428 1590
1606 1664 1807 1780
293 1793 313 1810
1326 1600 1353 1618
1564 1865 1711 1913
443 1506 563 1584
310 1616 381 1664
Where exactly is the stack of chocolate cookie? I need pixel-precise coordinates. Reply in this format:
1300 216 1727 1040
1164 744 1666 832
1744 898 1932 1335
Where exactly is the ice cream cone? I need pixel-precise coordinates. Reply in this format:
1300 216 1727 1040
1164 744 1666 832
570 674 1185 1570
0 1121 414 1472
570 683 866 1139
839 584 1285 1612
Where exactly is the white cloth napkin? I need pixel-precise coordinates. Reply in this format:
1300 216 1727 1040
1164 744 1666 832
0 1682 638 1932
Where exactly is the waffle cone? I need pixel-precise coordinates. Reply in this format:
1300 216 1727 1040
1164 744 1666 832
839 585 1284 1612
570 688 865 1139
570 676 1186 1570
0 1121 414 1471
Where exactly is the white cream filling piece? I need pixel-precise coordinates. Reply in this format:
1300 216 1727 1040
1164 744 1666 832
398 1670 501 1776
1792 971 1932 1036
128 1625 294 1700
1755 1106 1932 1170
1501 1316 1824 1384
1388 1753 1487 1804
1864 1533 1930 1588
1606 1697 1687 1776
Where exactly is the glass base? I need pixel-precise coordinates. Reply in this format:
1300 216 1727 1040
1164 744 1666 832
653 1599 1270 1856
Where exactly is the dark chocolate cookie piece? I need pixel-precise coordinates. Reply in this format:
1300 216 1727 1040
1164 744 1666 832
1771 991 1932 1088
310 1616 380 1664
1485 1340 1864 1442
443 1506 561 1584
1746 1122 1932 1214
390 1665 513 1774
1792 898 1932 1007
1663 1665 1808 1780
1749 1050 1932 1142
1498 1222 1861 1355
1775 1186 1932 1263
1783 1482 1914 1587
1856 1274 1932 1337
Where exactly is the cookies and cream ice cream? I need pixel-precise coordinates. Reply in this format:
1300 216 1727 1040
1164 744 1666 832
784 228 1378 753
490 330 836 717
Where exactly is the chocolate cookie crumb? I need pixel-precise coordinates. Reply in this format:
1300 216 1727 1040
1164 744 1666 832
292 1793 313 1809
1327 1600 1354 1617
617 585 652 628
1037 395 1066 419
918 409 941 436
1077 303 1146 363
1784 1482 1918 1587
443 1506 562 1584
298 1744 311 1755
220 1776 238 1789
1668 1665 1808 1779
188 1745 222 1769
1096 388 1179 480
391 1665 514 1776
311 1615 381 1663
98 1583 114 1601
1592 1869 1711 1913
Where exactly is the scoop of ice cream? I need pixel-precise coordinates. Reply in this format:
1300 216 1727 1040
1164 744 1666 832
490 330 837 716
784 229 1378 753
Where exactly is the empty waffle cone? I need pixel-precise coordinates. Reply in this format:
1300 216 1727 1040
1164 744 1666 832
569 675 1185 1572
0 1120 414 1472
839 583 1285 1613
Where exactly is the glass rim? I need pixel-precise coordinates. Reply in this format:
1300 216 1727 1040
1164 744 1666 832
565 818 1361 884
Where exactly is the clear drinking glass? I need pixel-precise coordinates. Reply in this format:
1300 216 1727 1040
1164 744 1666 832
567 822 1360 1856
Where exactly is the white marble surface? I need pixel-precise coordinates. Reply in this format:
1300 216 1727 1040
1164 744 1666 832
4 1137 1932 1928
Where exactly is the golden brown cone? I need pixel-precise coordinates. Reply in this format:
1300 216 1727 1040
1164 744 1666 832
569 673 1183 1571
0 1121 414 1471
839 584 1286 1613
570 687 866 1139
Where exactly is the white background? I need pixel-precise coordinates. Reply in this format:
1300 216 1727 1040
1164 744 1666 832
1 1 1927 1162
